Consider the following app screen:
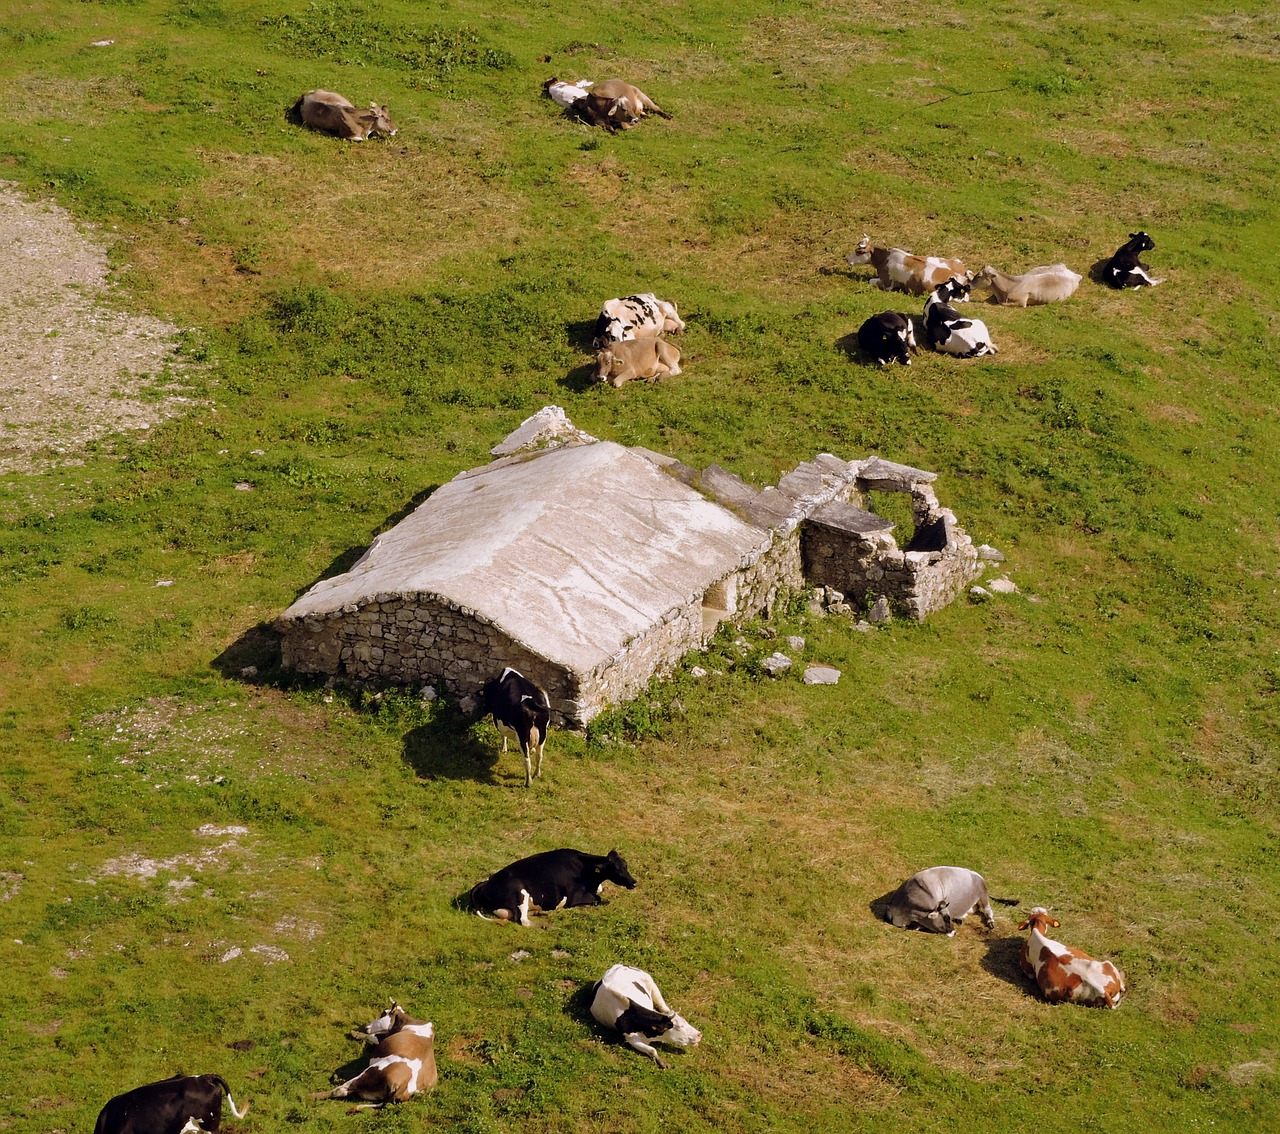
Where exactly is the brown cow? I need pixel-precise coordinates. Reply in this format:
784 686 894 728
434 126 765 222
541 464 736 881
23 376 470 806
293 90 397 141
594 338 681 387
580 80 671 132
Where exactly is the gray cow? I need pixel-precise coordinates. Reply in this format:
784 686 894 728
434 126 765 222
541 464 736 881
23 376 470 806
883 866 1017 936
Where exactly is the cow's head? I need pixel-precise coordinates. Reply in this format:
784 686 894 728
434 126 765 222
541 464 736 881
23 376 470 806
363 1000 405 1037
1017 907 1061 933
594 346 621 383
605 849 638 888
663 1013 702 1048
931 277 969 305
364 103 397 137
920 899 954 935
848 234 873 266
1128 231 1154 252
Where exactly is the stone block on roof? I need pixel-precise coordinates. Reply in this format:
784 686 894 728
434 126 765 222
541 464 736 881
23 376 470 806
856 456 938 492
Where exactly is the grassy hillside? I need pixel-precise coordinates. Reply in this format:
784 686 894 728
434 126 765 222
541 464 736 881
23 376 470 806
1 1 1277 1131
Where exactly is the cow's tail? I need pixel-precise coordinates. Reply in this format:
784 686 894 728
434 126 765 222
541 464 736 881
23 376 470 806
210 1076 249 1119
469 880 497 920
991 895 1021 907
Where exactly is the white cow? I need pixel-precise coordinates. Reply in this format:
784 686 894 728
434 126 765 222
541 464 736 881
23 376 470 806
589 965 701 1067
591 293 685 348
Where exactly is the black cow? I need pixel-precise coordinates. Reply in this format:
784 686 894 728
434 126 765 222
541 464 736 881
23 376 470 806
94 1075 247 1134
857 311 919 366
1103 231 1165 289
469 848 637 926
481 667 551 788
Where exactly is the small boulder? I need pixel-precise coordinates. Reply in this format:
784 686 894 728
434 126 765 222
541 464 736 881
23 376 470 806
762 652 793 676
869 595 891 624
803 664 841 685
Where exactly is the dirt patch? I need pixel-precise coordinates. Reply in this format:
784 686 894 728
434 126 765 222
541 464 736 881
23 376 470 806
0 181 194 474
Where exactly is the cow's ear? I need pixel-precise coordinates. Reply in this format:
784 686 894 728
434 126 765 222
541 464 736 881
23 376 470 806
1050 919 1060 928
1017 918 1030 930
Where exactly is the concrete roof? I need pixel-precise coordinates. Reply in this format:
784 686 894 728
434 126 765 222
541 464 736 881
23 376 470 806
281 440 769 674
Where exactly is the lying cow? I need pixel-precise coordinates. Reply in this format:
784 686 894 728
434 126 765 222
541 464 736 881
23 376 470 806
481 667 551 788
849 235 970 296
1019 908 1126 1008
594 338 682 387
580 80 672 132
592 293 686 348
94 1074 248 1134
857 311 919 366
314 1002 437 1108
543 77 594 108
589 964 702 1068
1103 231 1165 289
924 278 997 357
293 89 397 141
973 263 1082 306
469 847 637 926
883 866 1018 935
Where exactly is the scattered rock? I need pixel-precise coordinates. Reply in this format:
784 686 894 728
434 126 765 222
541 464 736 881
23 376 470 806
239 665 257 678
220 947 243 963
869 595 891 624
976 544 1005 562
969 586 992 601
786 635 806 652
250 944 289 964
1227 1059 1274 1087
807 598 827 618
988 576 1019 595
803 664 841 685
234 482 253 492
153 579 175 588
689 666 707 678
824 588 846 608
509 949 532 963
853 620 873 632
419 684 437 701
762 652 793 676
551 949 571 959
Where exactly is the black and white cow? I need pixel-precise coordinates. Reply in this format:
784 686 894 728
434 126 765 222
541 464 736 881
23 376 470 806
1103 231 1165 289
883 866 1018 936
856 311 919 366
481 667 551 788
469 848 637 926
924 278 998 358
94 1075 247 1134
591 293 685 349
589 964 702 1067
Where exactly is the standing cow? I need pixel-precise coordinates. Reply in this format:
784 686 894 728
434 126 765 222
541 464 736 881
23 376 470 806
481 667 551 788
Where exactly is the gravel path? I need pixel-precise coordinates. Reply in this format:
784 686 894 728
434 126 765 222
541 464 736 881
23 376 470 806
0 181 194 474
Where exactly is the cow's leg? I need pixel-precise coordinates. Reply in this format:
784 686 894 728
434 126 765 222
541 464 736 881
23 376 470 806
531 729 545 779
623 1033 668 1068
522 743 533 788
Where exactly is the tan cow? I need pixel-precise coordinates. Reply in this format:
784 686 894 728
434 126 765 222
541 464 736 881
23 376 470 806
581 80 672 132
594 338 681 387
293 90 397 141
973 264 1081 306
1018 908 1126 1008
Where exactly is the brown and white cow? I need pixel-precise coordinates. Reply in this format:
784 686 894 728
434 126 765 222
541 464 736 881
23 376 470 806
849 235 971 296
580 80 672 132
314 1002 437 1109
293 90 397 141
594 338 681 387
1018 908 1126 1008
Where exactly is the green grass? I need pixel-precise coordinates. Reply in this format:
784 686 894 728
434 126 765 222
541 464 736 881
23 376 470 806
2 0 1279 1130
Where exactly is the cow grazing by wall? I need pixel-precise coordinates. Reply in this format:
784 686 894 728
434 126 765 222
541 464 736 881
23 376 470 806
882 866 1018 935
856 311 919 366
849 235 971 297
94 1074 247 1134
293 90 397 141
589 964 702 1068
594 338 682 387
469 848 637 926
1103 232 1165 289
973 263 1082 306
1018 908 1126 1008
543 77 594 108
580 80 671 132
314 1003 437 1108
592 293 686 348
481 667 551 787
924 279 998 357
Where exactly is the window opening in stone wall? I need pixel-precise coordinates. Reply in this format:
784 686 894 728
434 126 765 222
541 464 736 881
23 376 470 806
701 576 737 636
863 490 912 547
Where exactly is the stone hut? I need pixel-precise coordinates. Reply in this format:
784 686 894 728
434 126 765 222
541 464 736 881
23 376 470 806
276 407 983 726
